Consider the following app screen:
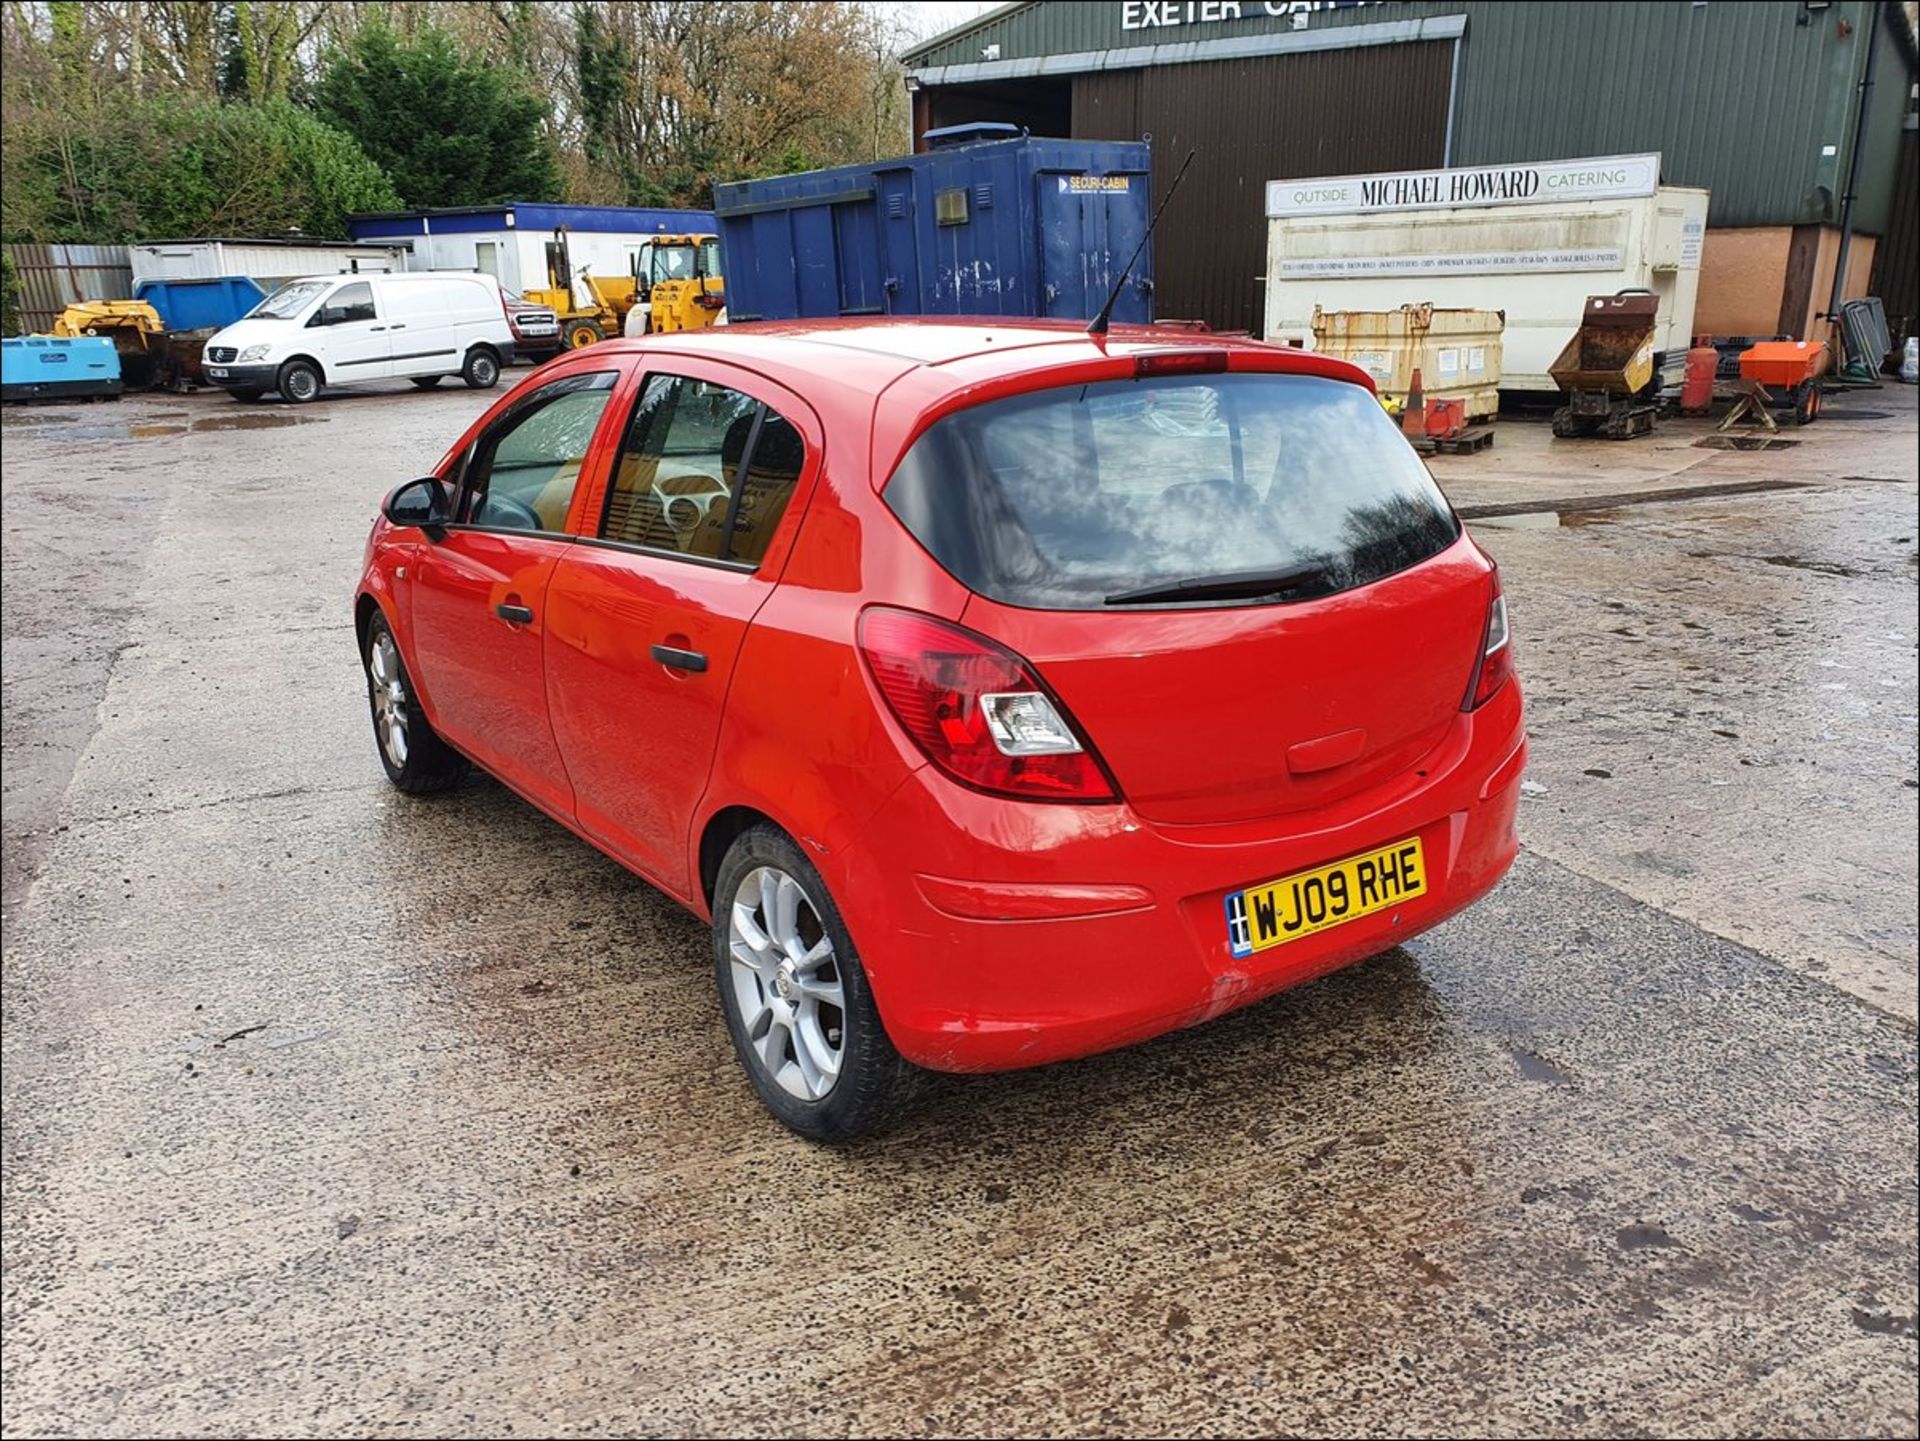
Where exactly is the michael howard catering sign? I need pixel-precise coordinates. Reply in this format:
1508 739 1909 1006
1266 154 1661 219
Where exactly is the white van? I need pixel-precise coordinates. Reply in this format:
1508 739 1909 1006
203 271 516 403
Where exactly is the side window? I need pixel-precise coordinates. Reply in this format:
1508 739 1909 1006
310 281 376 327
599 374 806 565
457 371 618 533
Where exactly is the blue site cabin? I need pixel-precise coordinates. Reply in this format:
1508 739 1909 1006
346 203 718 300
714 126 1155 325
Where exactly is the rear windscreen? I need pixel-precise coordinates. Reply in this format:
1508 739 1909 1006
884 373 1460 609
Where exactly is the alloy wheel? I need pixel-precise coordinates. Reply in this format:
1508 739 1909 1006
367 630 409 767
727 866 845 1100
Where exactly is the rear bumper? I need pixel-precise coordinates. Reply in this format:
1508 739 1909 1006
834 682 1526 1073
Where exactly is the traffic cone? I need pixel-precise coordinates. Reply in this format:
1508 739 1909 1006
1400 367 1426 439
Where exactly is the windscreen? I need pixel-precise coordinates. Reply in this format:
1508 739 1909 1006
249 280 331 320
650 245 698 284
884 372 1460 610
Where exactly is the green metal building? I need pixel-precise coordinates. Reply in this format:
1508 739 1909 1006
904 0 1918 341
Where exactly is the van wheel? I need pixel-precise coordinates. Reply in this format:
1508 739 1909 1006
461 348 501 390
278 359 322 403
363 612 468 794
410 375 443 390
713 825 923 1141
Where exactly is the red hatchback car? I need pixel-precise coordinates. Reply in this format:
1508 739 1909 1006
356 320 1525 1138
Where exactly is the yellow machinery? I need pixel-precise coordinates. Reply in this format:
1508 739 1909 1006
1549 291 1661 439
637 235 725 334
50 300 165 387
523 228 639 349
526 227 726 347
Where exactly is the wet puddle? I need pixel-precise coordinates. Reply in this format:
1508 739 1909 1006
0 410 313 440
1472 508 1623 531
1694 435 1800 451
1685 550 1870 579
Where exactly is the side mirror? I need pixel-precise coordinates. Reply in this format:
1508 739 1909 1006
383 476 449 535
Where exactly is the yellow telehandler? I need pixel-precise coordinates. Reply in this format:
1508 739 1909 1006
624 234 726 336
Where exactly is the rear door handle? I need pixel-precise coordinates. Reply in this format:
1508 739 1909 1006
651 644 708 673
389 323 407 330
495 602 534 625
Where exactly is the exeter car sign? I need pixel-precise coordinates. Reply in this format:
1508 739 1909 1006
1266 153 1662 218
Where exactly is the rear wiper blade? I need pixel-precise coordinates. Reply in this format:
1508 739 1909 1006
1105 563 1329 605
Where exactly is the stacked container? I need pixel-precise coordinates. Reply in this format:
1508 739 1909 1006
1310 304 1504 422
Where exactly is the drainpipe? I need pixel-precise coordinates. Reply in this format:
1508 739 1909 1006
1825 0 1883 332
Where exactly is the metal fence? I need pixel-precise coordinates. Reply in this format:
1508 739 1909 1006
4 244 135 334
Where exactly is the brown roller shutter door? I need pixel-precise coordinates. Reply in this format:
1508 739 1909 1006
1074 41 1455 335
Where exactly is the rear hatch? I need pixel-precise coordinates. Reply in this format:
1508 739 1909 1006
884 368 1491 825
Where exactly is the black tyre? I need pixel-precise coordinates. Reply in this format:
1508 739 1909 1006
1793 383 1821 426
277 358 323 403
713 825 922 1141
562 320 602 350
410 375 444 390
230 387 266 402
362 612 468 795
461 347 501 389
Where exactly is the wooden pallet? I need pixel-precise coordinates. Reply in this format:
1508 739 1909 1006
1413 426 1496 455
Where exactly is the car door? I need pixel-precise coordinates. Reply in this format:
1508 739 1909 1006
407 368 627 818
380 280 460 378
543 364 819 898
306 280 391 380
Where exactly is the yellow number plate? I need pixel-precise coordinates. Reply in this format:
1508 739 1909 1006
1226 836 1426 958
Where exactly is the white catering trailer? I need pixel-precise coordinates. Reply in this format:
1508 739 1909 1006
1263 154 1709 394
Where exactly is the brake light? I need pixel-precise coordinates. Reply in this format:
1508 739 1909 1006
1463 572 1514 709
1134 349 1228 378
858 608 1117 802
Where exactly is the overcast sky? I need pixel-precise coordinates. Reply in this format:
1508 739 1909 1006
882 1 1003 46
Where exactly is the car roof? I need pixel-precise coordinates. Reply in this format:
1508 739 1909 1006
590 316 1344 400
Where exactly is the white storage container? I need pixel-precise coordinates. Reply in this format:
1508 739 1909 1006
1264 154 1708 394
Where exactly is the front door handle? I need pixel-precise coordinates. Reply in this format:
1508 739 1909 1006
389 322 407 330
495 602 534 626
651 644 708 673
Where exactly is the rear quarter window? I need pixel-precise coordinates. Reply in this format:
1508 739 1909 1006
883 372 1460 609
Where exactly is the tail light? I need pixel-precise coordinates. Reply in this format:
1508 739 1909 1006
858 608 1117 802
1463 571 1514 709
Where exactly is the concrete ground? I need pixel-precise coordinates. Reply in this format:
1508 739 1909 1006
2 376 1915 1438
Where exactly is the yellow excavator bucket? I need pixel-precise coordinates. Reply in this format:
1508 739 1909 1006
50 300 164 338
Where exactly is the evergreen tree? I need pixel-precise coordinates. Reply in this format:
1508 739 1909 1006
314 23 559 209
